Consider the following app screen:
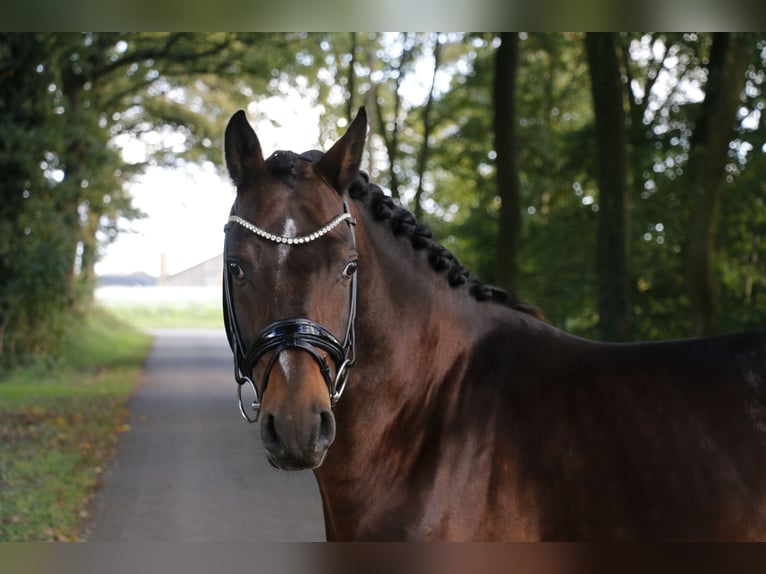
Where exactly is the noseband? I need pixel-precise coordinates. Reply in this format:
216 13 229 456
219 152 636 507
222 199 357 423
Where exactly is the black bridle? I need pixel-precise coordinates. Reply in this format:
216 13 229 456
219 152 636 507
222 199 358 423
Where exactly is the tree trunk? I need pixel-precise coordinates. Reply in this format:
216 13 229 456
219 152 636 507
493 32 522 294
346 33 357 123
374 33 413 202
413 35 441 222
364 61 378 177
375 95 401 202
684 33 748 336
585 32 632 341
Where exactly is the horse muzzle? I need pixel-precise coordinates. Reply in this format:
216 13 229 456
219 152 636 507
259 405 336 470
229 318 350 469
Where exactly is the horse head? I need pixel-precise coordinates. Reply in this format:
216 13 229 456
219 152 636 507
223 108 367 470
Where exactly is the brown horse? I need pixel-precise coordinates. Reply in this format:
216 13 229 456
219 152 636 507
221 107 766 541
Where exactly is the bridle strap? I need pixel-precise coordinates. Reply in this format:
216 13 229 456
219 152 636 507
222 249 248 385
227 212 354 245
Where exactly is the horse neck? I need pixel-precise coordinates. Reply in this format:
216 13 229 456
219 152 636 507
353 208 478 399
315 206 487 524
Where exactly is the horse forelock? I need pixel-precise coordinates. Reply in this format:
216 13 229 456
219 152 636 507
258 149 324 187
233 149 347 236
347 175 543 319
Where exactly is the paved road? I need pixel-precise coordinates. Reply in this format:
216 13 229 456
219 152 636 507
85 329 325 541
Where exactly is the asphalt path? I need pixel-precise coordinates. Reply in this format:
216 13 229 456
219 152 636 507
85 329 325 541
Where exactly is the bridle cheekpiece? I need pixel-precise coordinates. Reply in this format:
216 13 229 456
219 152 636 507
222 199 358 423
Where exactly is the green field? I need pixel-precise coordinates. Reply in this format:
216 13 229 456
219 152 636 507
0 309 152 541
95 286 223 330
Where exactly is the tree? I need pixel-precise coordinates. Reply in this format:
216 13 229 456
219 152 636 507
0 34 72 361
0 32 314 366
493 32 522 294
683 33 749 336
413 34 442 221
585 32 632 341
615 33 764 338
511 33 597 332
372 33 416 202
420 34 501 283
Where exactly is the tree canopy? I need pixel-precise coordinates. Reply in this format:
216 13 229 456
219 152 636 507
2 32 765 367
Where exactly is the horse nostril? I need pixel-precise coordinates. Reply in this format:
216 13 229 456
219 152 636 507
317 409 336 449
260 413 280 453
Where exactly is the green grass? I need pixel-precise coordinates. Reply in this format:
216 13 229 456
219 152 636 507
105 300 223 330
95 286 223 330
0 308 152 541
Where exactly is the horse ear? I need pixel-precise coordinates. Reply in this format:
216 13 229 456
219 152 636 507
315 107 367 195
224 110 265 188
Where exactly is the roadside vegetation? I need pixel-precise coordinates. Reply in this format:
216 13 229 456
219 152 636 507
95 286 223 330
0 309 152 541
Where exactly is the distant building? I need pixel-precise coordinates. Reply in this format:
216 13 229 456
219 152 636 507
163 253 223 287
97 272 156 287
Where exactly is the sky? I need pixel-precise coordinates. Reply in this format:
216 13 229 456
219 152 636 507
94 94 323 277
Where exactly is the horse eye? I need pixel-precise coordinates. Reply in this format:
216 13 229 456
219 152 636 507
228 260 245 280
342 260 359 279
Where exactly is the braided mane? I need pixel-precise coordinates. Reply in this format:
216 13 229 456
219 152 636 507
347 173 542 318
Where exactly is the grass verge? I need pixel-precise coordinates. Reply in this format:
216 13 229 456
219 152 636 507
95 286 223 330
0 308 152 541
105 301 223 330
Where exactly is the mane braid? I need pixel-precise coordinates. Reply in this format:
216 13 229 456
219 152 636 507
348 174 542 319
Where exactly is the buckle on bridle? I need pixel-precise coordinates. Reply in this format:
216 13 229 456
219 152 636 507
331 358 353 406
236 375 261 423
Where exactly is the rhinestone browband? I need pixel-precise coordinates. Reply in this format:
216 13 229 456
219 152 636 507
227 212 355 245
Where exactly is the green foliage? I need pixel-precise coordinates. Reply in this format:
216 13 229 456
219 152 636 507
423 36 499 281
717 156 766 333
2 31 765 365
97 287 223 330
0 32 313 367
417 33 603 332
0 309 151 541
431 33 766 339
0 34 73 365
